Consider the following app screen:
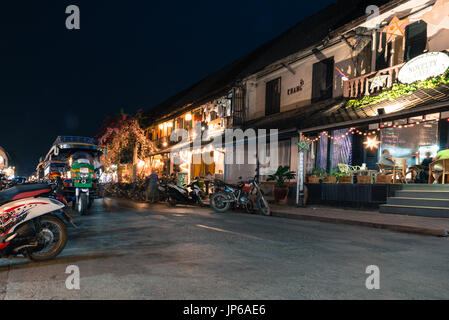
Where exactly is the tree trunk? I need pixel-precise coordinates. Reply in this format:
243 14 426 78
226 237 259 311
132 143 138 182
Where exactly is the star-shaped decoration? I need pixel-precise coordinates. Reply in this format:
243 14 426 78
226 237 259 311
363 136 381 150
296 140 311 152
382 16 410 41
370 74 389 90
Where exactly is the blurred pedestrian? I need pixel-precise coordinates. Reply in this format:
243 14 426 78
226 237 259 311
146 170 159 203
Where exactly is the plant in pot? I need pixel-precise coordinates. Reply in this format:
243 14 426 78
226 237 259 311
308 168 326 184
323 169 339 183
336 170 352 184
266 166 296 204
356 171 372 184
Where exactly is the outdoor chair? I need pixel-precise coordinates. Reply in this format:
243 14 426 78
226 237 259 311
429 158 449 184
392 158 408 184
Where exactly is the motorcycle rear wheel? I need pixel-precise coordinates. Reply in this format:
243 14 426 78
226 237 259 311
210 192 231 213
27 215 68 261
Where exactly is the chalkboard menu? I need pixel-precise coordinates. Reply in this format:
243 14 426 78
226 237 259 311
380 122 438 166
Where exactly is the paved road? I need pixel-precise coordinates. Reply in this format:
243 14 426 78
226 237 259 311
0 199 448 299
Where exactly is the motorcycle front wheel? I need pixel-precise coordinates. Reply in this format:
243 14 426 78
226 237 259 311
210 192 231 213
27 215 68 261
256 195 271 216
78 193 89 215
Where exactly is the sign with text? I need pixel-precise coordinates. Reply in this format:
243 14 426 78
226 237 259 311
398 52 449 84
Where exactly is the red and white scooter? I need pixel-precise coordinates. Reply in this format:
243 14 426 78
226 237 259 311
0 183 75 261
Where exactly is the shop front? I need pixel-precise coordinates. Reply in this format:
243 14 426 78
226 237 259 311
297 51 449 207
299 108 449 207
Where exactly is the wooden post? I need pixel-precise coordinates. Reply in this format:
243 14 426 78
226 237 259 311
296 131 305 207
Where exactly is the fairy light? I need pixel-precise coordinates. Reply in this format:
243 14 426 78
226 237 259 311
303 118 445 142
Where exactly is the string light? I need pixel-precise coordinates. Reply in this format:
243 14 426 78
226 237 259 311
303 118 444 142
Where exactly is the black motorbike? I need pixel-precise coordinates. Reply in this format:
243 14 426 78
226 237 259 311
165 178 204 207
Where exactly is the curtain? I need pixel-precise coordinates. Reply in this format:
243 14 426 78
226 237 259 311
331 129 352 169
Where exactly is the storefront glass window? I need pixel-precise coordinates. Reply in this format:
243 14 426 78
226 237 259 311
380 121 439 166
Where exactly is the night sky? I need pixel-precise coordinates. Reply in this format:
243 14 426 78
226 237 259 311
0 0 335 176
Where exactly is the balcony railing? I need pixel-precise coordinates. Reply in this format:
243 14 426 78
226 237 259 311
343 63 405 99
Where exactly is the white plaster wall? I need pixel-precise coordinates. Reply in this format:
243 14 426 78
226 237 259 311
248 41 354 121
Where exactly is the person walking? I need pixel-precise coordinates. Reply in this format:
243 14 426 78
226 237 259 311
146 170 159 203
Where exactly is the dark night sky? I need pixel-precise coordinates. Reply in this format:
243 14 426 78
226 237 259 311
0 0 335 176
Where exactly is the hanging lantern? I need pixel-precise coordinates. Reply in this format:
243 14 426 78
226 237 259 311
363 136 381 150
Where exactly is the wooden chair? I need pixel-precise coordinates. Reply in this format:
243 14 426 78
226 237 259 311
429 158 449 184
392 158 408 184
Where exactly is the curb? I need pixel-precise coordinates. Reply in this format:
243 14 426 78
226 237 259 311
271 210 449 237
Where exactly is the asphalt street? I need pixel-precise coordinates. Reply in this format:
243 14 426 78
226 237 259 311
0 199 448 299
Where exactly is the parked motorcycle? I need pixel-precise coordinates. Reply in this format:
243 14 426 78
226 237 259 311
0 183 74 261
210 175 271 215
166 178 204 207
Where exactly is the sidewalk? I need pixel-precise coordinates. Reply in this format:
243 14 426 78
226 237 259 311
270 204 449 237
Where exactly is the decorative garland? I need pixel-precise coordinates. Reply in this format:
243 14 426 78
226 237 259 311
346 68 449 109
303 117 444 142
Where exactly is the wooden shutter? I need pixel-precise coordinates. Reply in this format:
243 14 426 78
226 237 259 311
265 77 281 116
312 57 334 103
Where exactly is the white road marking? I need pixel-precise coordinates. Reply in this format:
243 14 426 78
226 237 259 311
196 224 266 241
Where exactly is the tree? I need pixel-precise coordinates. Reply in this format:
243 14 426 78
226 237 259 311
97 112 157 181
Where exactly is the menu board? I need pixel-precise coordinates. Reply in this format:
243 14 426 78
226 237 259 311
380 122 438 166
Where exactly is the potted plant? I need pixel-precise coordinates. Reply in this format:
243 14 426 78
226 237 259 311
356 171 372 184
376 173 392 184
308 168 326 184
266 166 296 204
323 169 339 183
336 170 352 184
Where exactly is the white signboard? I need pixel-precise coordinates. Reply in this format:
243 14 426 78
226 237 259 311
398 52 449 84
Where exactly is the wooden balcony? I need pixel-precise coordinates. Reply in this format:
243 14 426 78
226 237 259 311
343 63 404 99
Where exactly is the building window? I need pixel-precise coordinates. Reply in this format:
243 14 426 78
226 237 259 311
404 21 427 61
265 77 281 116
312 57 334 103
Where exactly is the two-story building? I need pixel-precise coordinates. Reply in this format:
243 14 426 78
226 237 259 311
237 0 449 206
142 0 395 185
142 0 449 210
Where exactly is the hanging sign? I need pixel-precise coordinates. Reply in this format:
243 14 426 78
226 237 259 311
398 52 449 84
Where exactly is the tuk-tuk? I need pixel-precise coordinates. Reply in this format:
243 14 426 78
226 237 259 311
43 136 103 215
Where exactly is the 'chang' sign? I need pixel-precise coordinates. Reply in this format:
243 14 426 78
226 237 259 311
398 52 449 84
